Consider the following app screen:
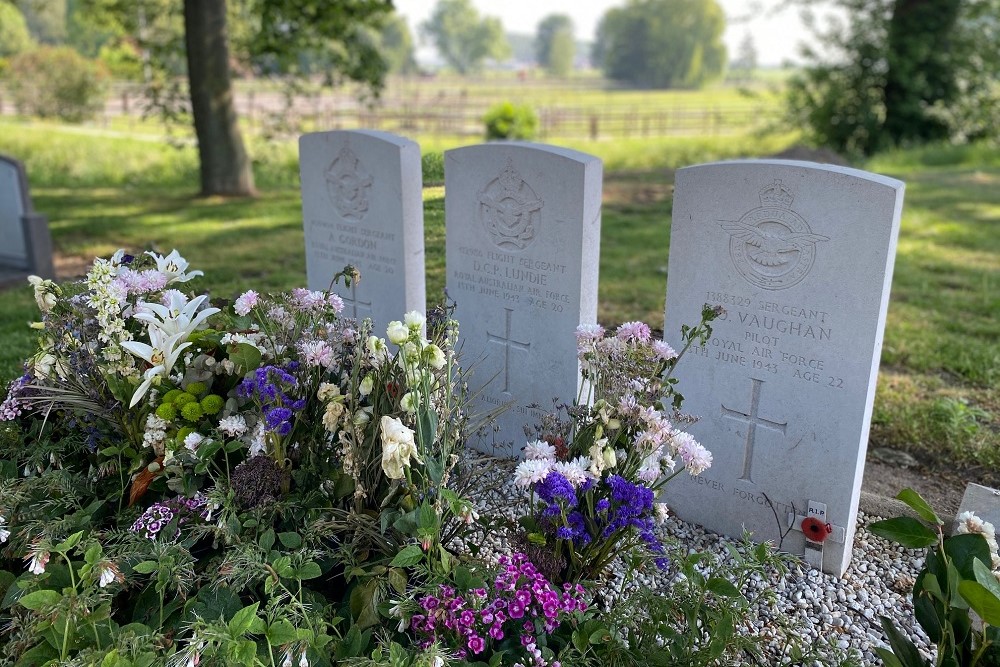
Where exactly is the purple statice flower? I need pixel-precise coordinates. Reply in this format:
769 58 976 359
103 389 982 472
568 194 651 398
535 471 577 507
0 373 32 421
238 365 305 435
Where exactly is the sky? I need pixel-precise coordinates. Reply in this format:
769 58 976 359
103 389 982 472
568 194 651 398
394 0 838 68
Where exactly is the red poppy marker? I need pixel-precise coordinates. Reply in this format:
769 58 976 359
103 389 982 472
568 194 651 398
801 517 833 543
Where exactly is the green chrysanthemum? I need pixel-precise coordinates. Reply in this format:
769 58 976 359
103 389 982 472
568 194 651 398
173 392 196 407
200 394 224 415
155 403 177 421
180 401 204 422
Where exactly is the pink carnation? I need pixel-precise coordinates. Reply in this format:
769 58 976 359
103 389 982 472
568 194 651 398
616 321 651 343
234 290 259 316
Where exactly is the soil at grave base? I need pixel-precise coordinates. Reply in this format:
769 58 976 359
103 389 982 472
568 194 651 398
861 459 968 518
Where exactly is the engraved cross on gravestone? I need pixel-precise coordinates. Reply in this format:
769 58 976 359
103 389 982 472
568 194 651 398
487 308 531 394
720 378 787 483
342 282 373 320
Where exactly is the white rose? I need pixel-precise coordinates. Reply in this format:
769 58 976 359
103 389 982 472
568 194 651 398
400 391 420 414
323 401 345 431
403 310 425 330
423 344 446 370
386 321 409 345
379 416 420 480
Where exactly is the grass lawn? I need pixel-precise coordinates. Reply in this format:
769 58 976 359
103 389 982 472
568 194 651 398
0 119 997 477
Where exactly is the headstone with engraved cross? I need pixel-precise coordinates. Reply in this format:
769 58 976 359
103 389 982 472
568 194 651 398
299 130 425 331
445 143 602 455
662 160 904 576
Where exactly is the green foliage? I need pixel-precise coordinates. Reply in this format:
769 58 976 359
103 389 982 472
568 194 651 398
377 11 418 75
97 38 144 80
6 46 108 122
420 0 510 74
534 14 575 76
787 0 1000 156
594 0 727 89
871 488 1000 666
0 1 33 59
16 0 66 44
483 101 538 141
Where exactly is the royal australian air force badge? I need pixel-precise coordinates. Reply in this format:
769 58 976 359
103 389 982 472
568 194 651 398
325 145 373 222
720 179 829 290
478 158 544 251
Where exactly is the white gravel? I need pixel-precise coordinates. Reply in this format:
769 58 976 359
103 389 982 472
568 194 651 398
456 454 931 666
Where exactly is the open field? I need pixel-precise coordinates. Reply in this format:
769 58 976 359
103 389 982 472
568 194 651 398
0 118 996 481
1 72 788 141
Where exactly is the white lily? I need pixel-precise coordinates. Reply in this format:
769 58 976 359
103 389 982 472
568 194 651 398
146 249 203 284
121 328 192 407
133 293 219 337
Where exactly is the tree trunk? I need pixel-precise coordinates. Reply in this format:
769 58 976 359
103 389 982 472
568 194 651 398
183 0 256 197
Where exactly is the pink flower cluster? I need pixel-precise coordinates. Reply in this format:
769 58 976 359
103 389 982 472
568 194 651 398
409 553 586 663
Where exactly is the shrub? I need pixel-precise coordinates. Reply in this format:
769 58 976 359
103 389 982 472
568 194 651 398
7 46 109 123
484 101 539 141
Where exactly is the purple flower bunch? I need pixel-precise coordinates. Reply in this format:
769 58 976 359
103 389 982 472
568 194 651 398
130 494 209 539
602 475 668 568
237 364 306 436
528 471 669 576
409 553 586 663
0 373 32 421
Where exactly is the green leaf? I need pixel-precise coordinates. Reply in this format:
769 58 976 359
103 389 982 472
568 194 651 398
259 529 275 553
132 561 158 575
266 618 299 645
945 533 992 580
879 616 931 667
895 488 942 525
875 647 905 667
390 545 424 568
417 409 438 450
55 530 84 553
959 580 1000 626
869 517 938 548
388 568 407 595
706 577 741 598
229 343 262 374
572 630 588 654
18 589 61 611
417 502 438 532
228 602 261 636
277 532 302 549
295 562 323 581
973 559 1000 599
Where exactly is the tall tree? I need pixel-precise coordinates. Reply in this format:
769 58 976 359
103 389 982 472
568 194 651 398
183 0 252 196
0 2 34 57
534 14 574 75
882 0 961 145
594 0 727 89
15 0 67 43
420 0 509 75
82 0 392 197
786 0 996 155
378 12 418 75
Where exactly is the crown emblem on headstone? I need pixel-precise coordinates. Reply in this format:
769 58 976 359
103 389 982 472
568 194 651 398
759 179 794 208
478 158 544 250
325 144 373 222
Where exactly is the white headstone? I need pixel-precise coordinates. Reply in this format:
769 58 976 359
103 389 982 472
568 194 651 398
445 143 602 454
662 160 904 576
299 130 425 329
957 483 1000 532
0 157 30 269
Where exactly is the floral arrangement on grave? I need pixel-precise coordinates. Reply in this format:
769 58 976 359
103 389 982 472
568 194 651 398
514 311 720 584
0 249 497 665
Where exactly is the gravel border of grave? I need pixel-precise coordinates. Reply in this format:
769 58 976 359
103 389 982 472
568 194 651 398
456 452 932 666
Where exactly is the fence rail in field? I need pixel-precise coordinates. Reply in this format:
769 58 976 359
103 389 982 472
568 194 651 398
0 82 783 140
